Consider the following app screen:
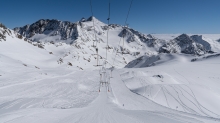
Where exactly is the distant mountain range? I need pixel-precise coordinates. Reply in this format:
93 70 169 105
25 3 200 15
1 17 220 69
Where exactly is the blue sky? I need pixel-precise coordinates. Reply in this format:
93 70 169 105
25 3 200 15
0 0 219 34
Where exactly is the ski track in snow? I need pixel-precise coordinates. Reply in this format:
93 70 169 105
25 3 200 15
121 68 220 121
1 69 219 123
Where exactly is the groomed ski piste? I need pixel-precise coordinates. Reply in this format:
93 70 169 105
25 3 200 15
1 54 220 123
1 12 220 122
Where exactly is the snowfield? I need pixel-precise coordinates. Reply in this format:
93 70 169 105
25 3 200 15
1 18 220 122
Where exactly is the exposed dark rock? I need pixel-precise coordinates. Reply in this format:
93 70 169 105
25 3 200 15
159 34 207 55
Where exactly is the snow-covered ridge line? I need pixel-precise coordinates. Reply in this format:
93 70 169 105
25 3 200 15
0 23 12 41
159 34 212 55
14 17 220 57
14 19 79 41
11 17 161 69
191 53 220 62
2 16 220 70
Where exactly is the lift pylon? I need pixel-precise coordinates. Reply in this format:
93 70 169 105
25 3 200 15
110 66 114 78
99 61 111 92
93 48 102 67
91 39 97 47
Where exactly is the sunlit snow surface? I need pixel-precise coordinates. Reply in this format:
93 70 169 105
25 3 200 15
1 26 220 122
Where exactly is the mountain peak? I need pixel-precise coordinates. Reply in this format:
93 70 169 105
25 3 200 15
80 17 86 22
13 19 77 40
159 33 207 55
86 16 103 23
0 23 7 30
174 33 194 44
146 34 155 39
175 33 190 40
86 16 96 21
35 19 60 24
0 23 12 41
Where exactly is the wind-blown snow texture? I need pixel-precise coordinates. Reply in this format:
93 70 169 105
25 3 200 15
1 17 220 122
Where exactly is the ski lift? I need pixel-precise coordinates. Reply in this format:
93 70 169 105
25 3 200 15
93 48 102 67
110 66 114 78
91 40 96 47
99 61 110 92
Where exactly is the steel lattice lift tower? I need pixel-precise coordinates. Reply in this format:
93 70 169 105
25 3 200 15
99 61 110 92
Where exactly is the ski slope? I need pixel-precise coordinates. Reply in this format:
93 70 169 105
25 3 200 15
1 21 220 122
1 70 219 123
122 54 220 118
1 55 220 122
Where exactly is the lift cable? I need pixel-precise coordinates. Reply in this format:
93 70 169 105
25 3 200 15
112 0 134 66
90 0 102 67
124 0 133 26
112 37 122 66
102 0 111 92
90 0 98 47
121 0 133 54
106 0 111 61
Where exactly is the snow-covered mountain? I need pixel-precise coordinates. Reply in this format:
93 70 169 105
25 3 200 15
159 34 208 55
13 16 160 69
14 19 79 44
13 17 220 70
14 17 220 59
190 35 211 51
0 23 12 41
1 19 220 122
